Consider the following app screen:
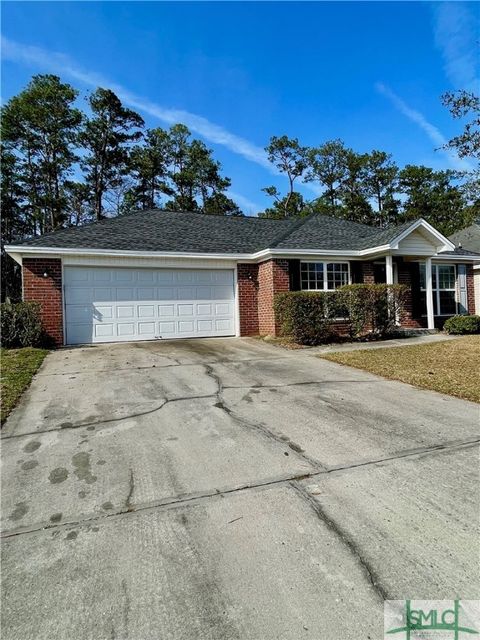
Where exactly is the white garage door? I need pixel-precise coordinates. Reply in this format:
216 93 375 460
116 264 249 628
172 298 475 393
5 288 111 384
64 266 236 345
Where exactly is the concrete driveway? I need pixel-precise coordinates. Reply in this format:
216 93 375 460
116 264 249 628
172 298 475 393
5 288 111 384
1 337 479 639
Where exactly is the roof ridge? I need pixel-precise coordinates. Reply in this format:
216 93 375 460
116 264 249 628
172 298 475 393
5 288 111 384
268 213 315 248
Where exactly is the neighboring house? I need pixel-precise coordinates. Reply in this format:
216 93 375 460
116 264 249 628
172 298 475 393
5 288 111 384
6 210 480 346
449 222 480 315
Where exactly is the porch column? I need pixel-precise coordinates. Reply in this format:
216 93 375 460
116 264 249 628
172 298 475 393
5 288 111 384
425 257 435 329
385 254 394 284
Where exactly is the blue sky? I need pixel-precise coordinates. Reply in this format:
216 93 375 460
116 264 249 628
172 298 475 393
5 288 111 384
2 1 479 215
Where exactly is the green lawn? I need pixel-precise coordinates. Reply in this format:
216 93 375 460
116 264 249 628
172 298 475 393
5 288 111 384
320 336 480 403
1 347 50 423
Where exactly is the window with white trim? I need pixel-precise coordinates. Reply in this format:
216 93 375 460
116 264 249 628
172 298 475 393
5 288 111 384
301 262 349 291
419 263 457 316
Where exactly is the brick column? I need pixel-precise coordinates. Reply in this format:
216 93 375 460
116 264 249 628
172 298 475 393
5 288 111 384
362 261 375 284
258 259 290 336
466 265 475 315
237 264 259 336
23 258 63 346
397 262 423 328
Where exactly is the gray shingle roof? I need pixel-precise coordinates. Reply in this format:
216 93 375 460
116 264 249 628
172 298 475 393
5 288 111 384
11 209 462 256
449 223 480 254
16 210 298 254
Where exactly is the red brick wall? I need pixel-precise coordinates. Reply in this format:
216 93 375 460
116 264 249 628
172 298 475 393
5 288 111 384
397 261 424 328
466 265 475 315
237 263 259 336
362 261 375 284
23 258 63 346
258 259 290 336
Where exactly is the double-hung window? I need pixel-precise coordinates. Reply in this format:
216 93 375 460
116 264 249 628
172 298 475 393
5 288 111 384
419 263 457 316
300 262 350 291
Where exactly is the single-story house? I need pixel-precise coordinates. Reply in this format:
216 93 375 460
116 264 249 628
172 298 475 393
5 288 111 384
449 221 480 315
5 210 480 346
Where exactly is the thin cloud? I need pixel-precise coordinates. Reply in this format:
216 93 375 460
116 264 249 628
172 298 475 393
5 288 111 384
226 190 262 216
1 36 271 170
431 2 479 90
375 82 473 172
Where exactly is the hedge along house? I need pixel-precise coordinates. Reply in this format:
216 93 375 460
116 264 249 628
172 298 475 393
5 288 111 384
5 210 480 346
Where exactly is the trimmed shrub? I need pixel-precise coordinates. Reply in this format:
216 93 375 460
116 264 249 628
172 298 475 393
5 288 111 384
1 301 44 348
274 291 343 345
340 284 408 338
443 314 480 335
274 284 408 345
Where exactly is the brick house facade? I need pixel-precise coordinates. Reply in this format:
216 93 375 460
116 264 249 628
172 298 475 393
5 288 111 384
7 211 479 346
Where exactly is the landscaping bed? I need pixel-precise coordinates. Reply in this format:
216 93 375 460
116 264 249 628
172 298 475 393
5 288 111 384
320 336 480 403
1 348 49 423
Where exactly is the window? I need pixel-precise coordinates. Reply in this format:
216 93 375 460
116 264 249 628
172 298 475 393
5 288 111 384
301 262 349 291
420 263 457 316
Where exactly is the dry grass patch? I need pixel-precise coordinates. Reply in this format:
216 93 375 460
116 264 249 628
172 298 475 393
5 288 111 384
320 336 480 403
1 347 49 423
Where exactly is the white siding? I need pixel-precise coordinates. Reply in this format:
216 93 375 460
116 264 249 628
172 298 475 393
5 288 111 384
475 270 480 315
396 229 438 255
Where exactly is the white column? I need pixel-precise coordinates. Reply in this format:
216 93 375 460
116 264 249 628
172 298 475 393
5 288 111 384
385 254 394 284
425 257 435 330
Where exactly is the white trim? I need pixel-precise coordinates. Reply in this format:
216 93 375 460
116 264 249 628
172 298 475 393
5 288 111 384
300 260 351 291
389 219 455 252
425 257 435 330
234 266 240 338
433 254 480 262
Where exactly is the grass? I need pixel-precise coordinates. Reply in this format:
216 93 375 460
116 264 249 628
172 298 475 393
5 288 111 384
320 335 480 403
1 347 50 423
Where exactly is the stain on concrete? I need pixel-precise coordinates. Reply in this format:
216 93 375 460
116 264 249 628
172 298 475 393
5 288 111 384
97 460 107 465
50 513 62 523
60 421 73 429
102 502 114 510
288 442 305 453
86 426 95 431
21 460 39 471
78 490 87 499
72 452 97 484
166 437 178 442
49 467 69 484
65 531 78 541
9 502 29 521
23 441 41 453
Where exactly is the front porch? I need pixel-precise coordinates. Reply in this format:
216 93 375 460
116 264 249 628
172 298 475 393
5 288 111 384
357 256 474 330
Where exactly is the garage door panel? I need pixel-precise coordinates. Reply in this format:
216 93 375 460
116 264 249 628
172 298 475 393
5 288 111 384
158 304 175 317
157 288 175 300
95 324 114 338
197 303 212 315
117 323 135 336
95 305 113 319
117 306 134 319
137 287 156 299
138 305 155 318
177 287 195 300
158 321 176 335
65 267 235 344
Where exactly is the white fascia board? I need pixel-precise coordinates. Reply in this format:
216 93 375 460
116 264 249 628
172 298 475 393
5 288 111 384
5 244 388 263
389 219 455 251
6 241 436 264
4 245 255 262
432 254 480 262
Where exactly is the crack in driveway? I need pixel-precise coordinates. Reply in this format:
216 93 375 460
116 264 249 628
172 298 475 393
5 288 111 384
204 364 325 470
3 436 477 540
290 481 389 601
